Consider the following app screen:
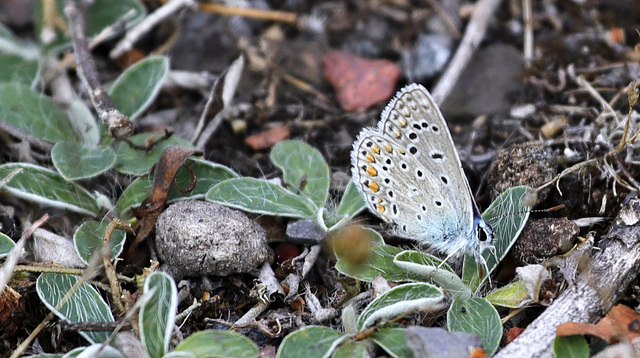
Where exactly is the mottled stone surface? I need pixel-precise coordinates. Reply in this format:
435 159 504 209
155 200 268 277
486 141 557 203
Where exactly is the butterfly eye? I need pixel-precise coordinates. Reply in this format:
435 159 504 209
477 227 489 242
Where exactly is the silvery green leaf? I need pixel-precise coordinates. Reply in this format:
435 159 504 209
36 273 114 344
275 326 343 358
447 297 501 356
463 186 531 292
553 335 589 358
69 99 100 146
336 241 422 283
357 283 445 330
114 133 194 175
0 54 39 86
0 163 99 216
271 140 330 208
140 272 177 358
52 142 116 180
206 177 317 220
110 56 169 120
74 221 126 266
0 232 14 258
485 280 530 308
332 341 369 358
393 250 471 298
334 181 367 221
74 344 125 358
370 327 412 358
173 330 259 358
0 83 78 143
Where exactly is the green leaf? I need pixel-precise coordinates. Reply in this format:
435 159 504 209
0 83 78 143
370 327 412 358
35 0 145 52
73 221 126 266
0 54 39 86
329 181 367 228
463 186 531 292
485 280 531 308
140 272 177 358
271 140 330 208
0 232 15 258
358 283 445 331
553 335 589 358
335 238 424 283
69 99 100 146
393 250 471 298
206 177 317 219
447 297 502 356
52 142 116 180
36 273 114 344
116 158 237 220
174 330 259 358
0 163 99 216
110 56 169 120
276 326 342 358
68 344 126 358
332 340 369 358
114 133 194 175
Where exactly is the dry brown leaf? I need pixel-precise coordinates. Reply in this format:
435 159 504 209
245 125 291 151
127 146 202 257
556 304 640 343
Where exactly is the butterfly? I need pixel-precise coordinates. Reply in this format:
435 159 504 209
350 84 495 271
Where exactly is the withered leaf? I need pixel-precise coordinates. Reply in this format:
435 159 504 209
127 146 202 257
556 304 640 343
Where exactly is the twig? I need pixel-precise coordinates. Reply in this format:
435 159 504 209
198 2 298 25
431 0 502 105
88 8 137 49
13 264 134 283
425 0 461 39
495 198 640 358
522 0 534 67
103 219 133 316
0 120 54 151
64 0 133 139
567 65 619 124
109 0 198 59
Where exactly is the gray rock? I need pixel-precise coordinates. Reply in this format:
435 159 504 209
441 43 525 120
285 219 326 245
155 200 268 278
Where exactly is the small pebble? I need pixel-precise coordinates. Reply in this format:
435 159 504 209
322 51 401 111
285 219 325 245
155 200 268 278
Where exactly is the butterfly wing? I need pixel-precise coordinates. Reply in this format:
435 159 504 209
351 84 477 255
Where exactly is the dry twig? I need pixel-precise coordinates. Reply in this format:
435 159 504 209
64 0 133 139
431 0 502 104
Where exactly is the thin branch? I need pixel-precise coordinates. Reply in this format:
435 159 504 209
522 0 534 67
109 0 198 59
64 0 133 139
431 0 502 105
198 2 298 25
